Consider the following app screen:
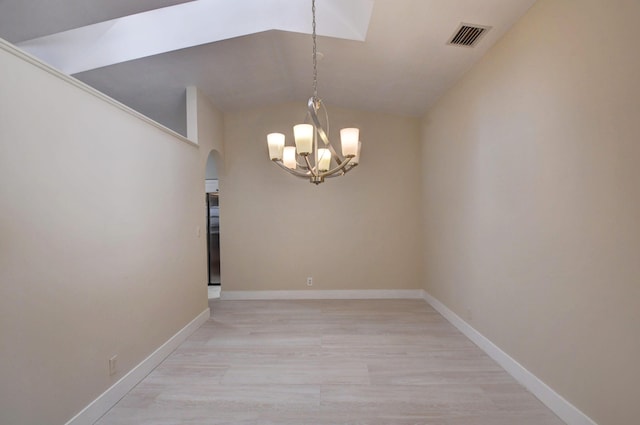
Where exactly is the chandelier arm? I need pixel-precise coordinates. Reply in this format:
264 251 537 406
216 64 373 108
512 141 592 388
320 96 330 143
272 160 312 178
319 156 354 178
303 154 318 177
307 98 345 164
295 158 310 170
343 163 358 173
324 161 358 178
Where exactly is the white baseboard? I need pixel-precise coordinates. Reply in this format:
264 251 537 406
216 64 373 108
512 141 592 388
220 289 425 300
422 291 597 425
65 308 210 425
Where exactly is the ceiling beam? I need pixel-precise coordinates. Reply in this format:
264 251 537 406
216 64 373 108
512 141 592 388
16 0 373 75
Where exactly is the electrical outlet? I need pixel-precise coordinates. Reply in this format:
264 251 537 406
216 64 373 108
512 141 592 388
306 277 313 286
109 355 118 376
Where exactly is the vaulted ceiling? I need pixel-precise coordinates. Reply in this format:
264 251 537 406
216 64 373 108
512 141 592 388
0 0 537 135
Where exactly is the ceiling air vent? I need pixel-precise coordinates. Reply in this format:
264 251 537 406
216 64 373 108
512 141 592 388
448 23 491 47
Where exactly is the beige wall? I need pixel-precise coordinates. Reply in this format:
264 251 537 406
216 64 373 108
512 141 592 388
221 103 423 291
0 42 207 424
420 1 640 424
195 87 225 190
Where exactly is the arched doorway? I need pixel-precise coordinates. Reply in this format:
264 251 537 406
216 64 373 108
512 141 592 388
205 151 221 295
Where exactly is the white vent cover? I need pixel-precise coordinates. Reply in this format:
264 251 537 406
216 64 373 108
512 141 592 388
448 23 491 47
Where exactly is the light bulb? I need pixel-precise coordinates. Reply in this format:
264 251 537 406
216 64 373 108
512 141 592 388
267 133 285 160
293 124 313 155
283 146 297 169
340 128 359 157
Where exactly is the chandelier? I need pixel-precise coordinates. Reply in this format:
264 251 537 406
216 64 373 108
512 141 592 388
266 0 362 185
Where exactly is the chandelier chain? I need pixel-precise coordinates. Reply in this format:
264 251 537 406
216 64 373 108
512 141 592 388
265 0 360 185
312 0 318 103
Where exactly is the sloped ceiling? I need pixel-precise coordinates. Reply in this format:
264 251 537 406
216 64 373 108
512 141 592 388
0 0 538 135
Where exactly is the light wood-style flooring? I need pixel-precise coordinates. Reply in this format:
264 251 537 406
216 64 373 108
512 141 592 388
95 299 565 424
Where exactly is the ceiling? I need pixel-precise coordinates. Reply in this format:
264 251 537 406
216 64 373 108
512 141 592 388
0 0 538 135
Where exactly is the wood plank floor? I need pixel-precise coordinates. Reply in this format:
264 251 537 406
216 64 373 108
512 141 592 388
95 299 565 424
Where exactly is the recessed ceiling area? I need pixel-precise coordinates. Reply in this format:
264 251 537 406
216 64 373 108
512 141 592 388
0 0 538 135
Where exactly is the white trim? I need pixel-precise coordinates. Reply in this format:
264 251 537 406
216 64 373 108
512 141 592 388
220 289 424 300
208 286 221 299
205 179 219 193
64 308 210 425
422 291 597 425
186 85 199 143
0 37 197 148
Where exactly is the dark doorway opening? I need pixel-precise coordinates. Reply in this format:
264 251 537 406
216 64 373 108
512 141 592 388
206 192 220 286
